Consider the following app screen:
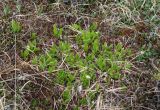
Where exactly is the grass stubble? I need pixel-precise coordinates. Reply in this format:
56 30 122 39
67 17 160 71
0 0 160 110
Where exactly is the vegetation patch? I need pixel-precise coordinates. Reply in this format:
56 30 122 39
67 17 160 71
0 0 160 110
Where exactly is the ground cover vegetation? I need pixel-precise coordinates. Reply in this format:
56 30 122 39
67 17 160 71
0 0 160 110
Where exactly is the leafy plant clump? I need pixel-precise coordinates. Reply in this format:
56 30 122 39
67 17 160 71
11 20 21 33
21 23 132 109
21 33 40 60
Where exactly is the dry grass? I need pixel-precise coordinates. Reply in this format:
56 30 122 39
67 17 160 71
0 0 160 110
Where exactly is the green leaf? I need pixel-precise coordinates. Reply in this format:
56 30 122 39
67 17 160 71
115 43 123 52
96 56 106 71
59 28 63 37
56 71 67 85
21 50 29 59
92 39 99 53
89 23 97 31
48 44 57 56
27 40 39 53
67 73 75 86
66 53 75 66
53 24 58 37
79 98 88 106
59 41 71 53
84 43 89 52
32 56 38 65
11 20 21 33
31 32 37 40
48 66 55 73
71 24 82 30
62 89 71 103
86 53 95 62
110 72 121 80
39 55 47 70
80 72 91 88
108 63 121 80
53 24 63 38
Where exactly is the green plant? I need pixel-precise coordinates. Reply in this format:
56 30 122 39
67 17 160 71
31 32 37 40
85 53 95 64
53 24 63 38
96 55 106 71
108 62 121 80
80 71 96 88
81 30 99 52
21 49 30 60
21 32 40 59
89 23 97 31
73 106 79 110
11 20 21 33
92 39 99 53
27 40 40 53
31 23 131 80
38 54 57 73
100 42 132 79
73 23 99 53
55 71 75 86
71 24 82 31
30 43 59 73
20 23 133 110
80 72 91 88
79 97 88 106
59 41 71 54
74 24 131 80
21 40 40 59
66 53 81 67
62 88 71 103
48 44 58 56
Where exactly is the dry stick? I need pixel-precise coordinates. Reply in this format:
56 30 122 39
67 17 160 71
0 95 5 110
14 33 17 110
150 58 160 72
96 93 102 110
